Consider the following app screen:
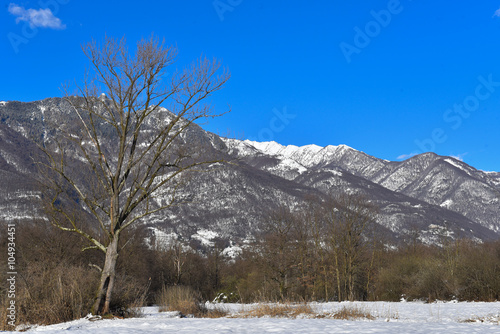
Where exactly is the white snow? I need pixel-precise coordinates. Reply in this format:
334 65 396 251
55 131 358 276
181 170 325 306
17 302 500 333
245 140 287 156
270 157 308 174
222 245 242 258
0 101 7 106
6 191 41 200
224 139 355 172
11 124 28 138
440 199 454 208
428 224 442 229
242 140 328 164
0 150 29 173
192 228 219 247
148 228 181 251
445 158 470 174
323 168 343 176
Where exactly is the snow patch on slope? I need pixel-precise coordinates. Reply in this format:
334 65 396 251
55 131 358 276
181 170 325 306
192 229 219 247
440 199 453 208
222 245 242 258
148 228 180 250
444 158 470 174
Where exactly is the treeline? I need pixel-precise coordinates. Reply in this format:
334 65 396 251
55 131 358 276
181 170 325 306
1 194 500 327
230 230 500 303
215 195 500 303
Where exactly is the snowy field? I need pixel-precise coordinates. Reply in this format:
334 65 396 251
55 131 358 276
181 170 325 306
14 301 500 333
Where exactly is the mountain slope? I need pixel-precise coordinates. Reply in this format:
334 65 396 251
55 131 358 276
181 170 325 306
0 98 499 248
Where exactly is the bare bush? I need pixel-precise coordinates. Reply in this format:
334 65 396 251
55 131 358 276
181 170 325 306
156 285 204 316
236 303 314 318
332 305 375 320
0 263 98 330
156 285 228 318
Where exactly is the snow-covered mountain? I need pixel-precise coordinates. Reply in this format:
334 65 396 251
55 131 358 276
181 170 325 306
227 139 500 236
0 98 499 248
223 139 499 242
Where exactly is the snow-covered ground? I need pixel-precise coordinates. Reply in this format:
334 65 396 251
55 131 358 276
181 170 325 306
15 301 500 333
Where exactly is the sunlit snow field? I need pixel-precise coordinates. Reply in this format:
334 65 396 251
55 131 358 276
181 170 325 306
16 301 500 333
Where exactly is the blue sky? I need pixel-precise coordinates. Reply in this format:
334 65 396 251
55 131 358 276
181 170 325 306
1 1 500 171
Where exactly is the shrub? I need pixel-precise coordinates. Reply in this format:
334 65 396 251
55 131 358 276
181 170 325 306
0 263 98 330
408 259 452 301
156 285 204 316
155 285 228 318
333 305 375 320
373 255 420 301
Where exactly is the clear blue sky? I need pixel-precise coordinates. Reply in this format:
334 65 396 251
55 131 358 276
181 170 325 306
1 1 500 171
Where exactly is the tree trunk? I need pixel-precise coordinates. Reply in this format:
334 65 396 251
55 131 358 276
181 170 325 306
348 256 354 301
92 235 119 314
365 246 376 300
333 248 342 302
322 264 329 301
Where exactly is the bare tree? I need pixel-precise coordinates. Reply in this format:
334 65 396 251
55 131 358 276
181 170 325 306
171 240 187 286
38 35 229 314
259 207 300 300
302 195 331 300
325 193 377 301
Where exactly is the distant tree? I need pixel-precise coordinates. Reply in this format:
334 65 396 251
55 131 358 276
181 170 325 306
302 195 331 300
38 35 229 314
170 240 187 286
259 207 300 300
325 193 377 301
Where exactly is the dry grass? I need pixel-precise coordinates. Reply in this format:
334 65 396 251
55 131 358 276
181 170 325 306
156 285 228 318
234 303 376 320
123 293 147 318
113 275 151 318
0 263 149 330
235 303 315 318
203 307 229 318
332 305 375 320
0 264 99 330
156 285 203 315
460 314 500 324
